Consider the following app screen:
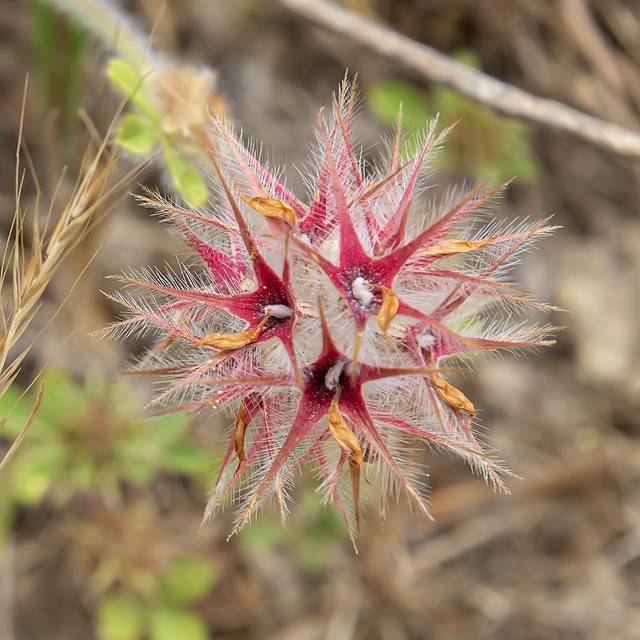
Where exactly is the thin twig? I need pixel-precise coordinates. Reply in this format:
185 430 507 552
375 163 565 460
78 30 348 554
279 0 640 161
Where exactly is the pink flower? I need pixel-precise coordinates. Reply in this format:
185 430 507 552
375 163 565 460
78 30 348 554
109 79 555 543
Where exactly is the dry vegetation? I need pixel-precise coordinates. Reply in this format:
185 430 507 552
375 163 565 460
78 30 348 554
0 1 639 639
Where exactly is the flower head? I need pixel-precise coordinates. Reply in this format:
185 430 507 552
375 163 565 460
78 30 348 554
107 78 555 544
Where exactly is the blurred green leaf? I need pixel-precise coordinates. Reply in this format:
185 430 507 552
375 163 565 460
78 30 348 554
368 80 431 131
1 371 86 441
367 63 539 184
0 387 32 439
70 454 97 491
295 537 333 574
115 114 159 156
118 453 157 487
31 1 87 154
153 415 190 447
149 608 208 640
116 430 162 483
160 555 216 605
12 444 66 505
239 518 285 549
106 58 155 119
1 369 213 511
98 594 146 640
161 442 212 476
37 369 89 428
32 0 55 113
162 141 209 208
93 467 124 507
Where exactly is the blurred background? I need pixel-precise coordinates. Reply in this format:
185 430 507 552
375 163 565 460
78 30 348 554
0 0 639 639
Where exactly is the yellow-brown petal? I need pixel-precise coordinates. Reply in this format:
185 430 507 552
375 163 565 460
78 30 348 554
195 316 268 349
242 196 298 229
420 237 493 258
234 404 249 466
376 285 400 343
328 394 366 477
432 372 476 419
362 443 379 465
151 333 176 353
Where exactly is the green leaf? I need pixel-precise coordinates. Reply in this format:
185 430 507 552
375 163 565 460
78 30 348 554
496 123 540 183
0 370 86 441
149 608 208 640
160 555 216 605
69 454 97 491
94 468 124 507
295 538 332 574
239 518 286 549
161 141 208 207
119 455 156 488
12 444 67 505
97 594 146 640
367 80 432 131
37 369 89 428
0 386 35 440
106 58 142 100
115 114 159 156
152 415 190 447
367 70 538 185
105 58 155 119
161 442 212 476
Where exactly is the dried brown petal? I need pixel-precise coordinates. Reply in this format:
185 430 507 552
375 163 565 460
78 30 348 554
328 394 366 477
150 67 217 135
362 443 379 465
376 285 400 343
152 333 176 353
432 372 476 420
242 196 298 229
234 404 249 466
195 316 267 349
420 237 493 258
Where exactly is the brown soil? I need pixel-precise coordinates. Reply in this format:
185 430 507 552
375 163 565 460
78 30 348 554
1 1 639 639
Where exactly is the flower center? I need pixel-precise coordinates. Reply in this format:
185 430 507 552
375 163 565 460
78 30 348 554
324 359 346 390
418 331 435 351
264 304 294 319
351 276 374 307
418 331 438 364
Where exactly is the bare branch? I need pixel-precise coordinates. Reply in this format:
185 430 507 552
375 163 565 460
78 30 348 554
279 0 640 161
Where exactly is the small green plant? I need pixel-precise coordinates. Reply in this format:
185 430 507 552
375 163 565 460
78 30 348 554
63 501 216 640
98 567 214 640
0 369 212 509
36 0 224 206
106 57 216 207
0 370 218 638
367 53 540 183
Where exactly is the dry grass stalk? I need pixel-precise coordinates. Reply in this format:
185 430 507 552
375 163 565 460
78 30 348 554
0 82 141 472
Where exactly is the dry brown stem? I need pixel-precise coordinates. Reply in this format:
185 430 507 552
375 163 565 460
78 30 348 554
279 0 640 161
